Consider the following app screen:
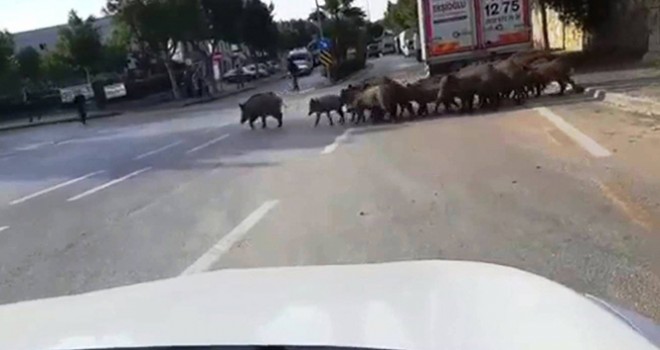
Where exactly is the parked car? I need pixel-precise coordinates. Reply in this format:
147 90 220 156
222 67 256 83
266 61 280 73
257 63 272 76
367 42 381 58
245 64 269 78
288 48 314 76
381 41 396 55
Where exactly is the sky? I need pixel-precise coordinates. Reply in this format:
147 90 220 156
0 0 389 33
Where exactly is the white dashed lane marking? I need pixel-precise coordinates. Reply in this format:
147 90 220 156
0 226 9 233
134 141 183 160
10 171 105 205
180 200 280 276
186 134 230 154
67 167 152 202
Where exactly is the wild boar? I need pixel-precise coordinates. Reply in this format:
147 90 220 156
406 80 440 116
530 57 584 95
494 59 529 104
340 83 370 123
382 77 416 118
347 83 398 124
308 94 345 127
239 92 284 129
439 63 508 113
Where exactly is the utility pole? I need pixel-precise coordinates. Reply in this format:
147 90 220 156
315 0 324 38
365 0 371 22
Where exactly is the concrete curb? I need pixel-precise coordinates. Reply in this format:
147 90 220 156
584 87 660 118
181 86 257 107
0 112 122 133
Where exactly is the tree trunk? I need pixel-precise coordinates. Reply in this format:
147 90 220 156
203 54 218 95
540 0 550 49
163 58 181 100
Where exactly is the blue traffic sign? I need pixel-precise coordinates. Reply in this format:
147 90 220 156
319 38 332 50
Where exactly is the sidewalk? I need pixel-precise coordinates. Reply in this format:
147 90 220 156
0 80 268 133
575 65 660 118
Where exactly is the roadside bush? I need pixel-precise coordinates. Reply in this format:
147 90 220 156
331 56 366 82
124 74 173 99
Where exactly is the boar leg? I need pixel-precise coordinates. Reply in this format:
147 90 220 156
567 78 584 93
261 115 268 129
403 102 416 118
418 102 428 116
314 113 321 127
275 112 283 128
337 109 346 125
326 112 334 126
249 117 256 130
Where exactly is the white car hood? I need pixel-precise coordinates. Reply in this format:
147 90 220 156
0 261 656 350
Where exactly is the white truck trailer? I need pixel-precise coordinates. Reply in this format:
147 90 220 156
417 0 533 74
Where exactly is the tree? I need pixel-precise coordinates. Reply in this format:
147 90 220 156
99 21 132 73
241 0 279 57
278 20 316 51
0 31 14 75
0 31 21 97
320 0 367 60
539 0 550 49
383 0 417 31
41 51 79 86
106 0 184 99
366 21 385 40
15 46 42 82
543 0 611 30
57 10 104 82
202 0 244 45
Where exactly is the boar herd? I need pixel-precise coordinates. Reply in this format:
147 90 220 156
239 50 584 129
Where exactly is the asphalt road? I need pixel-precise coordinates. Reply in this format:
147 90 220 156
0 55 659 322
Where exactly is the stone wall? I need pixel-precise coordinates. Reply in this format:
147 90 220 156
531 0 650 57
531 2 583 51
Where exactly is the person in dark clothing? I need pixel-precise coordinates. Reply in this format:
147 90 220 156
287 58 300 92
73 94 87 125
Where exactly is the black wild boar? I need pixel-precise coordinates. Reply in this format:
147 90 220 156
439 63 508 113
239 92 284 129
406 80 440 116
308 95 345 126
531 57 584 95
382 77 416 118
493 59 528 104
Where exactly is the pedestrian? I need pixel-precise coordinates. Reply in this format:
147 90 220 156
236 62 245 90
287 58 300 92
73 94 87 125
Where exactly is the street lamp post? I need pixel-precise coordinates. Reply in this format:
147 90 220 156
315 0 324 39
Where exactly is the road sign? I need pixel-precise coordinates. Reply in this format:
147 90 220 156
319 38 332 51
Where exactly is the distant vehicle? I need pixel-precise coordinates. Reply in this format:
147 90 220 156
266 60 281 73
397 29 418 57
287 48 314 76
380 34 397 55
245 64 269 78
257 63 272 76
416 0 533 73
367 42 381 58
222 67 256 83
